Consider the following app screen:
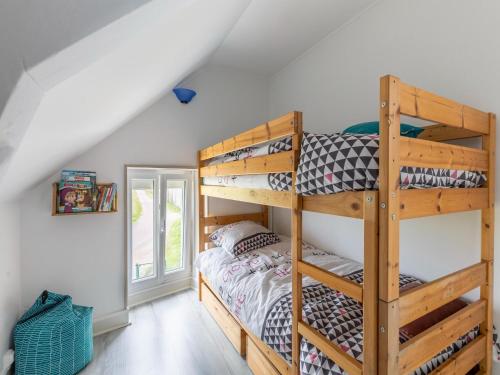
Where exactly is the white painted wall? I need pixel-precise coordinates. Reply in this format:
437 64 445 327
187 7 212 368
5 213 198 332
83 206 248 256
0 202 21 366
19 65 268 323
270 0 500 370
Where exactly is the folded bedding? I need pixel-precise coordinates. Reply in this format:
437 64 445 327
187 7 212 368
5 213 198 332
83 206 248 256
196 237 481 375
202 133 486 194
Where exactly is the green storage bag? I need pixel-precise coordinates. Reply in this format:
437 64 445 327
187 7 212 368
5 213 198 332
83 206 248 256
14 291 93 375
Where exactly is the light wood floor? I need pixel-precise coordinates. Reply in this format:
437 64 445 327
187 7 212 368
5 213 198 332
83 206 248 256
81 289 252 375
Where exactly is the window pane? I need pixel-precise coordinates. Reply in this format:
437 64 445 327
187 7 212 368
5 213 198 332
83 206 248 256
131 179 155 281
165 180 185 272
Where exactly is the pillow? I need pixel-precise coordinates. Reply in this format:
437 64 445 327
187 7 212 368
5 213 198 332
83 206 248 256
343 121 423 138
209 220 280 256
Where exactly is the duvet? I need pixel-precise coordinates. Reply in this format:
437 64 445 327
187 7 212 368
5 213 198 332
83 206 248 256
202 133 486 195
196 237 480 375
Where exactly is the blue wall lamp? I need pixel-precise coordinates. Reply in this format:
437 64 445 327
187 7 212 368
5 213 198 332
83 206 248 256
173 87 197 104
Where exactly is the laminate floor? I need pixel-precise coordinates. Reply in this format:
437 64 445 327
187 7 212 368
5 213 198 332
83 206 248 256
81 289 252 375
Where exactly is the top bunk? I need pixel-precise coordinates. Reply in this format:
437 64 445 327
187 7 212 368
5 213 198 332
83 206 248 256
198 75 495 221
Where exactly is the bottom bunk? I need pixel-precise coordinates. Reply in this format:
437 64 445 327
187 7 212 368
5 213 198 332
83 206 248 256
197 237 482 375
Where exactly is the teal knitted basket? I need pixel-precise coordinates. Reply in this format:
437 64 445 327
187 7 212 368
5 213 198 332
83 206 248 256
14 291 93 375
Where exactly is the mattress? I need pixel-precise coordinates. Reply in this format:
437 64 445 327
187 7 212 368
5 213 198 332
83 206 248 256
196 237 480 375
202 134 486 194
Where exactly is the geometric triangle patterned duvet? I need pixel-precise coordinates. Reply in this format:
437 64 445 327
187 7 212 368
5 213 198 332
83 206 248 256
295 132 486 195
261 270 479 375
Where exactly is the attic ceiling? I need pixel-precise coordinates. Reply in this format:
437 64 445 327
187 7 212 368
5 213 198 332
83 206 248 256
211 0 378 75
0 0 379 201
0 0 150 116
0 0 251 201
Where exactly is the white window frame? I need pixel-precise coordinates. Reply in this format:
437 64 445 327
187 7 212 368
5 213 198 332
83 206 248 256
126 167 195 299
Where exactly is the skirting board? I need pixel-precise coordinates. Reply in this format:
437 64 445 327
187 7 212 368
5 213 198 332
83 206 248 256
93 309 130 337
127 276 194 308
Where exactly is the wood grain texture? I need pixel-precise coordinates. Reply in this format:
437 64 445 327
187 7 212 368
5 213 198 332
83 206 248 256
202 213 265 227
200 151 294 177
201 276 292 375
291 112 303 375
247 337 280 375
429 335 485 375
297 260 363 301
399 262 486 327
399 188 488 219
199 112 297 161
378 75 401 374
400 136 488 171
418 124 481 142
200 185 291 208
400 82 489 134
399 300 486 374
363 191 379 374
298 322 362 375
201 283 246 356
302 192 364 219
480 113 495 373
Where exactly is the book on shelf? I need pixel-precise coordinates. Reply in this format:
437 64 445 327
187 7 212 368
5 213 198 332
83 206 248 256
58 170 97 213
97 183 117 212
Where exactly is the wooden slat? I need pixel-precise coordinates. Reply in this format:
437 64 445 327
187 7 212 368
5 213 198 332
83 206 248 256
198 151 205 300
400 136 488 171
246 337 280 375
399 300 486 374
399 262 487 327
247 331 291 375
480 113 495 373
200 185 291 208
378 75 401 374
298 260 363 302
302 192 364 219
429 335 485 375
202 276 292 374
363 191 379 374
202 213 264 227
199 112 297 161
418 124 481 141
400 82 489 134
201 283 246 356
200 151 294 177
298 322 362 375
399 188 488 219
291 112 303 375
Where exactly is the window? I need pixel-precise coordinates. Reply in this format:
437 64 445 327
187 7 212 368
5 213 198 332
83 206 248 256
127 168 195 295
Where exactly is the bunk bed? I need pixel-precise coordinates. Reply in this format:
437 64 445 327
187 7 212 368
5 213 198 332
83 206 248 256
196 75 495 374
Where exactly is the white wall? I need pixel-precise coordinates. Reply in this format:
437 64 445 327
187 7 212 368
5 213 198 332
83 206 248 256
0 202 21 366
270 0 500 370
20 65 268 323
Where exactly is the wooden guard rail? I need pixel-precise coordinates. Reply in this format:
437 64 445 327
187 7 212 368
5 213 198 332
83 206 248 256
399 300 486 374
199 112 298 161
378 75 494 374
297 260 363 302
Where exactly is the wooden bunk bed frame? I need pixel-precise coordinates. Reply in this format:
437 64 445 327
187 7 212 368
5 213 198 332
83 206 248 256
197 75 495 375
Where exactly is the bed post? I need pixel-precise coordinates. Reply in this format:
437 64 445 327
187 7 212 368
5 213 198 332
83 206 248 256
378 75 401 374
480 113 495 373
363 190 379 373
291 112 303 375
262 205 269 229
198 150 205 301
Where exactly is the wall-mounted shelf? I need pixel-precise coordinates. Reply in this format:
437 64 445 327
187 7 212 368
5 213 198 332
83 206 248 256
51 182 118 216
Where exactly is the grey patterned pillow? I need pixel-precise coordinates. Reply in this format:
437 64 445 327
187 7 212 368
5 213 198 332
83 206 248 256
209 221 280 256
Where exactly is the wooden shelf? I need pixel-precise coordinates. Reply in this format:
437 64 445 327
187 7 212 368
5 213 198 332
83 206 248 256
52 182 118 216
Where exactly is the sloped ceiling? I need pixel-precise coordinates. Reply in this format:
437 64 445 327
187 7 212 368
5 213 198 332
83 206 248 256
0 0 250 201
211 0 378 75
